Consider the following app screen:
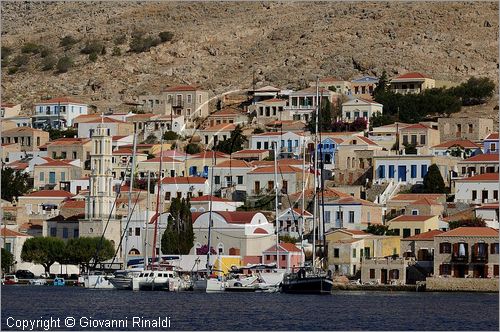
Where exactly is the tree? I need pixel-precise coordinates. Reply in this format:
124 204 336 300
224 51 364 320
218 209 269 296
373 70 389 97
365 223 397 236
422 164 446 194
21 237 65 274
279 235 299 244
65 237 115 273
307 98 333 133
163 131 179 141
161 198 194 255
1 248 14 273
451 77 495 106
252 127 265 134
448 217 487 230
214 125 247 154
56 56 73 73
143 134 158 144
349 117 368 131
158 31 174 42
1 167 30 202
47 128 78 140
370 113 394 128
403 143 417 155
185 143 201 154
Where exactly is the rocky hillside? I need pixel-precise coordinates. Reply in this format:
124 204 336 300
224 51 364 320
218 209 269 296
1 1 498 114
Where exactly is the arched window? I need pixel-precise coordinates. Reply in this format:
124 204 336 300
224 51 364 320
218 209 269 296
129 248 140 256
346 157 351 169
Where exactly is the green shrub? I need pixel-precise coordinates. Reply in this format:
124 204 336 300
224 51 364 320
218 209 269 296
39 46 51 58
114 34 126 45
81 40 105 55
56 56 73 73
8 66 19 75
158 31 174 42
21 42 40 54
129 35 160 53
112 46 121 56
41 56 57 71
185 143 201 154
60 35 78 48
13 54 29 67
89 52 98 62
1 46 13 59
163 131 179 141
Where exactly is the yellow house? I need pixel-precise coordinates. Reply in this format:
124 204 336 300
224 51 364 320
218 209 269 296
388 215 440 238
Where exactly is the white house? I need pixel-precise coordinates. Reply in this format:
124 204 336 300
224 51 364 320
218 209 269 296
249 131 310 157
474 203 499 229
246 165 308 197
198 123 236 148
209 159 254 193
250 98 290 124
285 87 335 122
431 139 482 157
77 117 133 138
189 195 244 212
277 208 314 237
157 177 210 202
454 173 499 204
32 97 88 129
373 155 458 184
321 196 383 231
0 228 32 273
190 211 275 257
342 98 383 122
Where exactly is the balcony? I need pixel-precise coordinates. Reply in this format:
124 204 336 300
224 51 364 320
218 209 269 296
451 252 468 263
471 254 488 263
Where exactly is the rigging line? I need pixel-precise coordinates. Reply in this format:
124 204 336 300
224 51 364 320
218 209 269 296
92 155 133 270
109 191 142 267
209 229 276 240
318 89 327 260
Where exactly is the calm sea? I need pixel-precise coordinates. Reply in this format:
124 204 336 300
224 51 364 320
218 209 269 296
1 286 498 331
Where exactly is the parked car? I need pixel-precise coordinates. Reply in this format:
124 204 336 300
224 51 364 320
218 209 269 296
15 270 35 279
2 275 19 285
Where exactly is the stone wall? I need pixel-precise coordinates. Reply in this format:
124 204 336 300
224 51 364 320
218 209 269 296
426 277 499 292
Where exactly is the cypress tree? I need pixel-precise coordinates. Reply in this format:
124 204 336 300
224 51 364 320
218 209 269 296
422 164 446 194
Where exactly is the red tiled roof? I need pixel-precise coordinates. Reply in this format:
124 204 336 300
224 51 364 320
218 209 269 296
143 156 179 163
190 195 231 202
200 123 236 132
292 208 313 217
35 160 75 167
253 227 269 234
264 242 301 253
232 149 268 155
391 194 445 201
209 109 241 116
1 103 17 108
485 132 498 140
411 197 441 206
192 211 260 224
37 97 86 105
260 98 287 104
83 117 126 124
437 227 498 237
0 228 29 237
215 160 253 168
404 229 445 240
400 123 431 130
61 200 85 209
291 187 351 199
189 151 230 159
390 215 436 222
394 72 431 80
254 131 306 137
112 148 134 155
457 173 498 182
248 165 302 174
432 140 481 149
355 136 378 146
333 196 376 206
6 161 29 170
461 154 499 163
25 190 74 198
163 85 199 92
160 177 207 185
475 203 499 210
3 127 45 134
343 229 369 235
47 138 90 146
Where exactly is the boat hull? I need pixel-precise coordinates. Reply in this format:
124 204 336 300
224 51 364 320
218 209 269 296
281 277 333 295
109 277 132 290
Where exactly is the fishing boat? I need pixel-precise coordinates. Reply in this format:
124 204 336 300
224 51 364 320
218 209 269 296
280 78 333 295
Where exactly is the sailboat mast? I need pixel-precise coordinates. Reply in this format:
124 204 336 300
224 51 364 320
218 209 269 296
300 142 306 266
144 171 151 268
151 127 164 269
273 142 279 269
206 152 215 274
124 131 138 268
312 77 320 271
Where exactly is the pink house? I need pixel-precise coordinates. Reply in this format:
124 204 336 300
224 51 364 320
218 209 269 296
262 242 303 272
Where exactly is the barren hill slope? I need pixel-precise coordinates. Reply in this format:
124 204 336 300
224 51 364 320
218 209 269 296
1 1 498 114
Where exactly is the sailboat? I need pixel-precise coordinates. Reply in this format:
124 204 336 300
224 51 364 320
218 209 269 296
281 78 333 295
192 152 225 293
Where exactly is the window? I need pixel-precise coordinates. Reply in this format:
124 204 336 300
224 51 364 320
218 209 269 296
40 172 45 181
402 135 408 145
73 229 79 238
440 264 451 276
214 176 220 185
352 249 356 258
421 165 428 177
50 227 57 237
49 172 56 184
411 209 419 215
472 190 477 201
440 242 451 254
491 243 499 254
257 142 261 149
494 190 498 200
324 211 331 223
420 135 426 145
402 228 411 238
187 94 192 104
378 165 385 179
392 229 400 236
388 165 395 178
363 112 368 118
135 228 140 236
61 172 65 181
389 269 400 279
468 124 473 133
482 190 488 201
491 143 497 152
410 165 417 178
369 269 375 279
415 229 421 235
345 112 351 119
411 135 417 145
237 176 243 185
62 228 68 239
349 211 355 224
72 151 77 159
494 265 499 277
128 228 132 236
264 142 269 150
333 248 339 258
165 192 171 200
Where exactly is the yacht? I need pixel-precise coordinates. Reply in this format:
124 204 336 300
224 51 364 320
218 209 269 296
109 268 143 290
131 269 181 291
81 271 115 289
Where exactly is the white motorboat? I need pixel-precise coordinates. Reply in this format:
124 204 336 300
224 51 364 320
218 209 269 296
82 272 115 289
28 279 47 286
131 269 181 291
109 268 143 290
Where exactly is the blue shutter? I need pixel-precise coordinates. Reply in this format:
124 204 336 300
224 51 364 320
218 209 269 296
411 165 417 178
389 165 395 178
421 165 428 178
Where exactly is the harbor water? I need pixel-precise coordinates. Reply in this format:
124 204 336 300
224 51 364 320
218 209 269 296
1 286 498 330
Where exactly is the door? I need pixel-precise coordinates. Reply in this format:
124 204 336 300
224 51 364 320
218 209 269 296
397 165 407 181
49 172 56 184
381 269 388 284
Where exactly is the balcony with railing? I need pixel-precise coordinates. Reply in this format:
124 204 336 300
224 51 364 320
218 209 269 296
471 243 488 263
451 243 469 263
